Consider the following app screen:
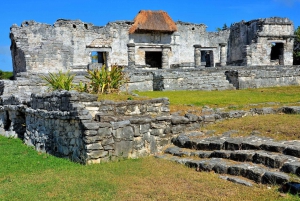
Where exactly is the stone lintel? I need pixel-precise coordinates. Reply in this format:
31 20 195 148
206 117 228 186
127 43 135 47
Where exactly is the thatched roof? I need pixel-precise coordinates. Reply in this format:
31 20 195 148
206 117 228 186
129 10 177 34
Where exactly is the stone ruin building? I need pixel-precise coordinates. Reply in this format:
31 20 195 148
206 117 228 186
10 10 295 75
1 10 300 167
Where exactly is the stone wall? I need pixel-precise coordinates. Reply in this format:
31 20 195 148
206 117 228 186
227 18 294 66
124 66 300 92
10 20 132 76
9 17 230 74
225 65 300 89
4 65 300 96
0 91 180 164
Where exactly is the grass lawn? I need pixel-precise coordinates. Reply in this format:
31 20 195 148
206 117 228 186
203 114 300 141
136 86 300 114
0 136 298 201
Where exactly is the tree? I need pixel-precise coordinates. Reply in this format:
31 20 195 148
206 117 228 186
216 23 228 32
294 26 300 65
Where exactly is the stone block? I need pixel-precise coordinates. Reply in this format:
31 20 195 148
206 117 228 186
171 116 190 124
150 128 164 136
98 127 112 138
85 143 103 151
87 150 108 159
281 162 300 174
284 146 300 158
172 135 189 147
111 120 130 129
230 150 255 162
171 125 185 134
113 126 134 140
140 124 150 134
245 167 265 183
211 150 232 159
184 113 199 122
203 115 215 123
262 171 289 185
114 141 133 157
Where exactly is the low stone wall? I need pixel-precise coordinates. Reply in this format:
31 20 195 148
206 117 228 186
225 65 300 89
4 65 300 96
125 65 300 91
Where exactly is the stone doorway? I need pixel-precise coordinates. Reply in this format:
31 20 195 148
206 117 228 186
145 51 162 68
201 51 214 67
270 43 284 65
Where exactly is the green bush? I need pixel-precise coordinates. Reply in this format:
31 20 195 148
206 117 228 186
40 70 75 91
0 70 13 80
86 65 125 94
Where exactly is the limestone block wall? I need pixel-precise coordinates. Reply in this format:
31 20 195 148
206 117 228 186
152 69 235 91
225 66 300 89
1 90 199 164
122 66 300 92
10 20 131 75
227 18 294 66
9 18 231 74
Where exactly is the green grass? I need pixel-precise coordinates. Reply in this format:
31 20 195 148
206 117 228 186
1 136 299 200
203 114 300 141
136 86 300 113
0 71 13 80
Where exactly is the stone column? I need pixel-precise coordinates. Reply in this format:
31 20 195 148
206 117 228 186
210 50 215 67
194 45 202 67
162 45 170 69
127 43 135 68
219 43 227 67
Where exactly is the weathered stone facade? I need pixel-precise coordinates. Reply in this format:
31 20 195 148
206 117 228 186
227 18 294 66
9 11 295 76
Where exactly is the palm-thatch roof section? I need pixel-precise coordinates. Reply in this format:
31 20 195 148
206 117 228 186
129 10 177 34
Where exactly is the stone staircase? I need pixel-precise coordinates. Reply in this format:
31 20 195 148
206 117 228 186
156 132 300 186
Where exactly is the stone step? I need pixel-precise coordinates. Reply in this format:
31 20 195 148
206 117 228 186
156 154 290 185
172 134 300 158
219 175 254 187
164 146 300 174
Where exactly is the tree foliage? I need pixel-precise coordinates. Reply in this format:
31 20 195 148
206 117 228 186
294 26 300 65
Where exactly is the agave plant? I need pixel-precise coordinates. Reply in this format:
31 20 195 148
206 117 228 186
86 65 125 94
40 70 75 91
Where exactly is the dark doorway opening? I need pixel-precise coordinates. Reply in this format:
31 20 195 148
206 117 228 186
145 51 162 68
271 43 284 64
91 51 107 67
201 51 213 67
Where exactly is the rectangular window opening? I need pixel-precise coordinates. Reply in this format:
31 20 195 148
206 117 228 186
91 51 106 67
145 51 162 68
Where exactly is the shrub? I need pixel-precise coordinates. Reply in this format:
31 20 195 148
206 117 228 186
40 70 75 91
0 70 13 80
86 65 125 94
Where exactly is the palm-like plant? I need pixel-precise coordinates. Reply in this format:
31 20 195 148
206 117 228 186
86 65 124 94
40 70 75 91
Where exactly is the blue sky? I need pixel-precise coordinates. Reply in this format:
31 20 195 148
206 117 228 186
1 0 300 71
